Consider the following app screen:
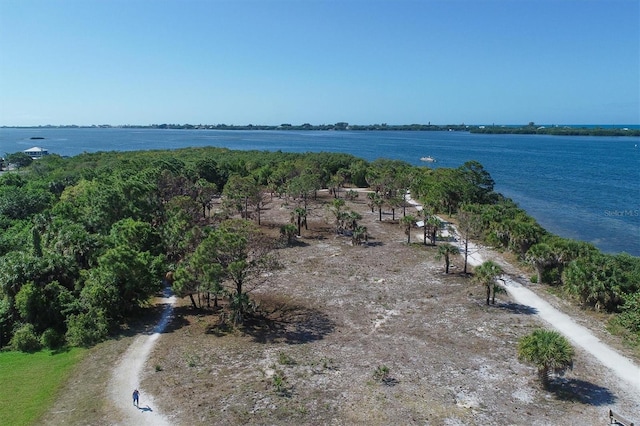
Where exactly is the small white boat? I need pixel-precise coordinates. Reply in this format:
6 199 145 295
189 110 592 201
420 156 436 162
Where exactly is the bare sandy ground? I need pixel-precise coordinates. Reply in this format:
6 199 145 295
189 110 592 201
77 191 639 425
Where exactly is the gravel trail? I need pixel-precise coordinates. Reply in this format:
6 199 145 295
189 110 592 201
107 288 176 425
452 231 640 401
409 193 640 401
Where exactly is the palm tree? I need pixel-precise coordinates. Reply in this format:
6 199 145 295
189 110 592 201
388 196 403 221
400 215 416 244
517 329 574 389
280 224 297 245
346 210 363 232
435 243 460 274
328 198 346 233
373 195 384 221
352 225 368 246
473 260 504 305
292 207 307 237
366 192 377 213
525 243 556 284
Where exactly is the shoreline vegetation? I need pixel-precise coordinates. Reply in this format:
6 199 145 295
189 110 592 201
2 122 639 136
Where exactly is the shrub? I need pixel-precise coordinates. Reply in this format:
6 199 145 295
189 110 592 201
611 292 640 344
40 328 65 350
373 365 390 382
345 190 359 201
65 310 109 347
279 224 297 245
278 351 295 365
272 371 289 396
10 323 42 352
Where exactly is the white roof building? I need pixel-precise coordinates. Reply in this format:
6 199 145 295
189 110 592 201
24 147 49 159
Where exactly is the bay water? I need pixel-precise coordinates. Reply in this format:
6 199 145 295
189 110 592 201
1 128 638 256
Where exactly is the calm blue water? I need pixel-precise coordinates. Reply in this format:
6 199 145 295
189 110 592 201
1 128 639 256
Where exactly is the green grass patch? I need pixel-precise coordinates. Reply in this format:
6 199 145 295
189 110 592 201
0 348 86 425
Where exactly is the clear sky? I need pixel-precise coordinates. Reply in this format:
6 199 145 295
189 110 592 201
0 0 638 126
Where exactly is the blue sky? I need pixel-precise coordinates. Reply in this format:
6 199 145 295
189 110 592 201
0 0 638 126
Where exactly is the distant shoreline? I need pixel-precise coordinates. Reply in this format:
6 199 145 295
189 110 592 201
1 123 639 136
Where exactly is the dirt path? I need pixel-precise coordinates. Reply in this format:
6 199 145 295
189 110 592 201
406 194 640 401
500 275 640 394
107 288 176 425
444 224 640 401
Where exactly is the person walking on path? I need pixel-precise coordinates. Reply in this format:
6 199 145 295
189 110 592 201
132 389 139 407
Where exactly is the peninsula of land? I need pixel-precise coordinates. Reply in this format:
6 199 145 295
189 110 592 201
2 122 639 136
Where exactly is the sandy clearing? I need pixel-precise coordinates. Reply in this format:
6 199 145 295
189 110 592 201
103 192 639 424
107 288 176 425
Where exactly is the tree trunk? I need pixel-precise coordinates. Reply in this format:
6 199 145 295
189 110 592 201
539 368 551 389
445 256 450 274
463 239 469 274
189 293 197 309
378 207 382 221
486 285 491 305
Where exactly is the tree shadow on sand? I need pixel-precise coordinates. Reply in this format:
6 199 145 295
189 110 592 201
235 297 336 344
116 303 191 338
160 305 191 334
364 241 384 247
496 302 538 315
550 378 616 406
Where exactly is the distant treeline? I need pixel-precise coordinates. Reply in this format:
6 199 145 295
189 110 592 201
3 123 471 131
4 122 639 136
470 124 640 137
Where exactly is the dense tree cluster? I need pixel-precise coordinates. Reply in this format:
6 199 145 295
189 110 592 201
0 146 638 352
0 148 370 349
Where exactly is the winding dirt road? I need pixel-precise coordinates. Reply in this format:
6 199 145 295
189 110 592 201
108 288 176 425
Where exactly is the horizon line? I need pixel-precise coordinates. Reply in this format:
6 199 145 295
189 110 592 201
2 123 639 129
